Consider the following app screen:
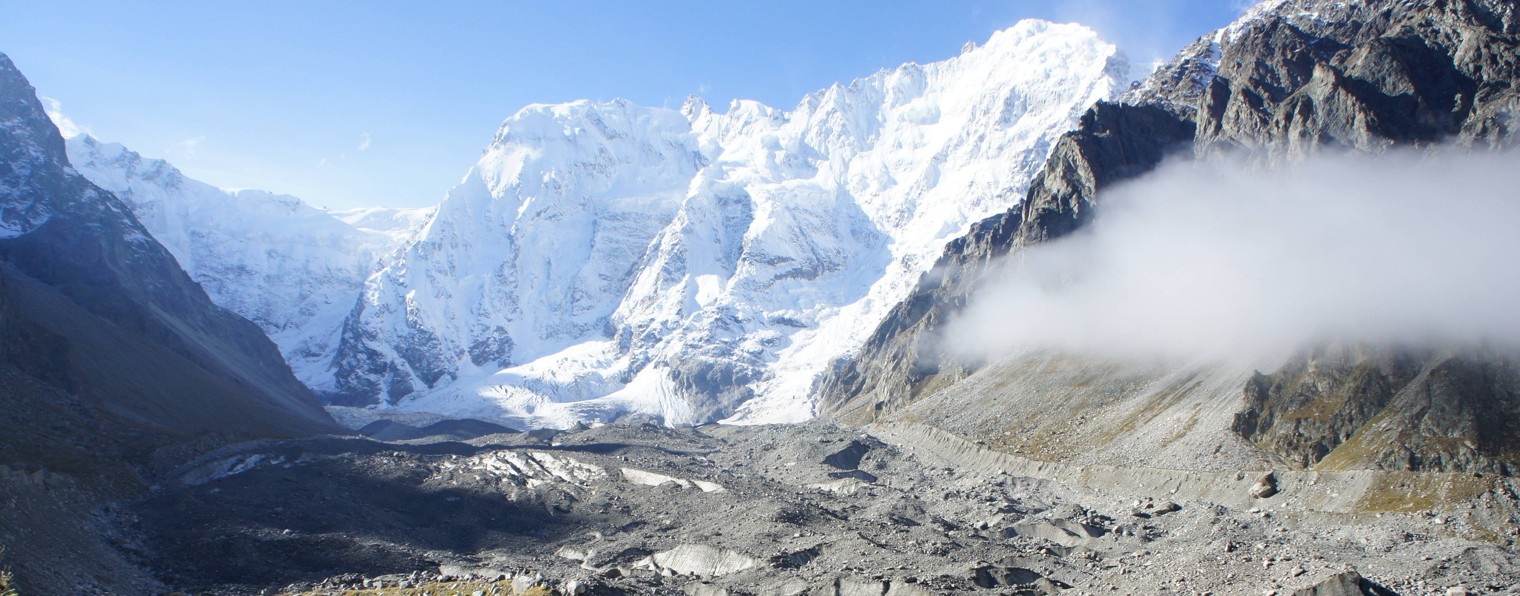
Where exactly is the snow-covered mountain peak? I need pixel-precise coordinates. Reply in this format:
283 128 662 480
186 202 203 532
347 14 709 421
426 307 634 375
68 134 328 220
68 134 185 189
680 95 713 124
331 20 1131 427
480 99 701 197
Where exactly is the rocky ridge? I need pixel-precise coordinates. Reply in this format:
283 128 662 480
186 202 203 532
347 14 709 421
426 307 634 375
817 0 1520 474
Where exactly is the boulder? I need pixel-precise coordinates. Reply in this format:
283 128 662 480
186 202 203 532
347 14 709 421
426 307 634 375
1250 473 1279 499
1292 571 1396 596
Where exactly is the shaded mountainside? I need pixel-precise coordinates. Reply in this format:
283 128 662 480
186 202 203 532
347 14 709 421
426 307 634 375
0 53 336 593
818 0 1520 474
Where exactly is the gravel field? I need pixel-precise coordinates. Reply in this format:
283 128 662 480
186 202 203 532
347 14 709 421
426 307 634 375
120 420 1520 595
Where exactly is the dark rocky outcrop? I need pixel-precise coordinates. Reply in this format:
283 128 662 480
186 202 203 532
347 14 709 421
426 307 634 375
1238 345 1520 474
1195 0 1520 155
1234 346 1429 469
817 0 1520 473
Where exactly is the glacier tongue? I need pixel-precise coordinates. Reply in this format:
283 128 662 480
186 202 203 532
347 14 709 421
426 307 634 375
63 135 431 391
333 19 1130 426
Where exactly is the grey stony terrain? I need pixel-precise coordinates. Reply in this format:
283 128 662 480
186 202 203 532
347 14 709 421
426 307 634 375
123 421 1520 594
6 1 1520 594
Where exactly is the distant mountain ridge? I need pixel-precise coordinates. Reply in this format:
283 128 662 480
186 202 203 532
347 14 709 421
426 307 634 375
62 134 432 391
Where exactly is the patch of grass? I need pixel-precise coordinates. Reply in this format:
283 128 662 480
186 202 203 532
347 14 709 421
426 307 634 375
1090 373 1205 448
1312 402 1409 472
1155 407 1202 452
0 546 17 596
1351 472 1491 513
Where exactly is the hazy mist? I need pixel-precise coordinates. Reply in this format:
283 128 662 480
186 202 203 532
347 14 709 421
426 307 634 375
945 149 1520 364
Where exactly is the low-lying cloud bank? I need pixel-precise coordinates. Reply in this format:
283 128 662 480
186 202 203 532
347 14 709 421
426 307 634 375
945 149 1520 364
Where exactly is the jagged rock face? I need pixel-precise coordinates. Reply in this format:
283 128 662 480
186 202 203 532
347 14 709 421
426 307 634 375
1237 345 1520 474
329 20 1128 426
1235 347 1426 468
1195 0 1520 155
818 0 1520 473
0 52 334 464
63 135 431 391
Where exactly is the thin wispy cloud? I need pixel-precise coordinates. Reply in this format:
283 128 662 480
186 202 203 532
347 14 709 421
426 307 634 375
357 131 372 152
165 136 206 160
41 97 90 139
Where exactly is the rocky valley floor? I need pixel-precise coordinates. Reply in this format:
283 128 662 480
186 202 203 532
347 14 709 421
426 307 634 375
106 422 1520 595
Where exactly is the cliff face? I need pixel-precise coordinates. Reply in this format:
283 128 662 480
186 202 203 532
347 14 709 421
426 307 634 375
1236 346 1520 474
817 0 1520 473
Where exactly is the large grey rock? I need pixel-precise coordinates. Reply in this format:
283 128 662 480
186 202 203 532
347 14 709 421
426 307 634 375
1250 472 1280 499
1292 570 1397 596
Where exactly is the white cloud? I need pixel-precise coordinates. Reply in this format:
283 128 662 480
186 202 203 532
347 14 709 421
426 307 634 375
41 97 90 139
357 131 372 151
944 149 1520 364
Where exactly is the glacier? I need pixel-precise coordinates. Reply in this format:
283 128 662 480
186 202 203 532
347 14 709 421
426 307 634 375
327 19 1131 427
62 134 432 390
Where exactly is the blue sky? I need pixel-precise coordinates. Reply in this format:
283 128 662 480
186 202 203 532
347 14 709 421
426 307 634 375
2 1 1248 210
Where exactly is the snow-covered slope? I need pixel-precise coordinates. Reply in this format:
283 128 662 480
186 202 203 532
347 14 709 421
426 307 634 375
332 19 1129 426
330 205 435 246
63 135 430 389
